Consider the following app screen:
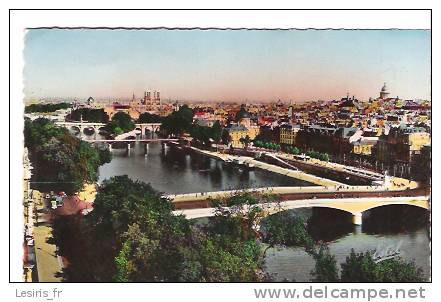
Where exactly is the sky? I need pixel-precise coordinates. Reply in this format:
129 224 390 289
23 29 431 102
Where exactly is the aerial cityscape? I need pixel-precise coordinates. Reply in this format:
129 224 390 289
22 29 431 283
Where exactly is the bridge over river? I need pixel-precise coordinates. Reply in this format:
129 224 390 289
170 187 429 225
55 121 161 136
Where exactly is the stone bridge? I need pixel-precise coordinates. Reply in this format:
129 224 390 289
55 121 161 136
172 195 430 225
55 121 106 133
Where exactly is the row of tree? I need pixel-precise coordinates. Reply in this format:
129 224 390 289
24 118 112 194
306 150 330 162
67 108 109 123
25 102 71 113
137 112 163 124
286 145 301 155
253 140 281 151
253 139 330 162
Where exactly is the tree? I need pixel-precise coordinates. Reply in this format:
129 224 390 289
105 112 135 135
239 135 251 149
292 147 300 155
309 247 426 282
137 112 163 123
310 244 339 282
211 121 222 144
24 118 111 194
68 108 109 123
262 211 313 249
82 175 193 281
80 178 273 282
221 129 232 145
25 102 71 113
161 105 194 137
340 249 425 282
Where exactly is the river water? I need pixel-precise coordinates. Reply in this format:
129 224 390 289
96 140 431 281
98 140 312 193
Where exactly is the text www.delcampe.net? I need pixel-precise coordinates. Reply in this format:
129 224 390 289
254 286 426 301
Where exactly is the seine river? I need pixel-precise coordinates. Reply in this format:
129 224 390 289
96 140 431 282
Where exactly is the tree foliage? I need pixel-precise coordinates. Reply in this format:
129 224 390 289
161 105 193 137
57 177 270 282
310 247 426 282
262 211 313 249
286 145 301 155
253 140 281 151
68 108 109 123
221 129 232 145
189 121 223 147
310 244 340 282
25 102 71 113
137 112 163 123
340 249 425 282
24 118 111 194
105 112 135 135
211 121 222 143
306 150 330 162
239 135 251 149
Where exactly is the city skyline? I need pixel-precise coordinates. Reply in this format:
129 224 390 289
24 29 431 102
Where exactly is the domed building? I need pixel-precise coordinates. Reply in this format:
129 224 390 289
379 82 390 99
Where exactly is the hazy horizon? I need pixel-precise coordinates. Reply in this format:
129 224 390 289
24 29 431 102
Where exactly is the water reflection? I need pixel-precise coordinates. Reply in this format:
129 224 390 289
264 206 430 282
97 141 313 194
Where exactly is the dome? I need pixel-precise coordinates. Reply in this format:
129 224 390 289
235 105 251 121
381 82 388 92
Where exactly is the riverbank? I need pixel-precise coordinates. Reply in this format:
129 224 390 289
190 147 343 187
190 146 419 191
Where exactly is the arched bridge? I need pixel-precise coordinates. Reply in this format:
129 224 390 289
134 123 161 135
173 195 429 225
55 121 106 133
55 121 161 135
170 185 430 226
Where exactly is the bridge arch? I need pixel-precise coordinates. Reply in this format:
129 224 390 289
358 201 429 213
263 199 429 226
70 125 81 133
82 126 96 135
265 202 355 217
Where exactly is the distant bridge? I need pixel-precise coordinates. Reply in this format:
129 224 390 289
84 139 178 143
55 121 161 135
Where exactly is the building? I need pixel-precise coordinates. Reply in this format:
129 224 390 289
394 127 431 163
352 137 378 156
104 102 131 119
279 124 300 146
259 125 280 143
379 82 390 99
225 124 249 147
375 126 430 164
225 123 260 148
296 124 338 153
